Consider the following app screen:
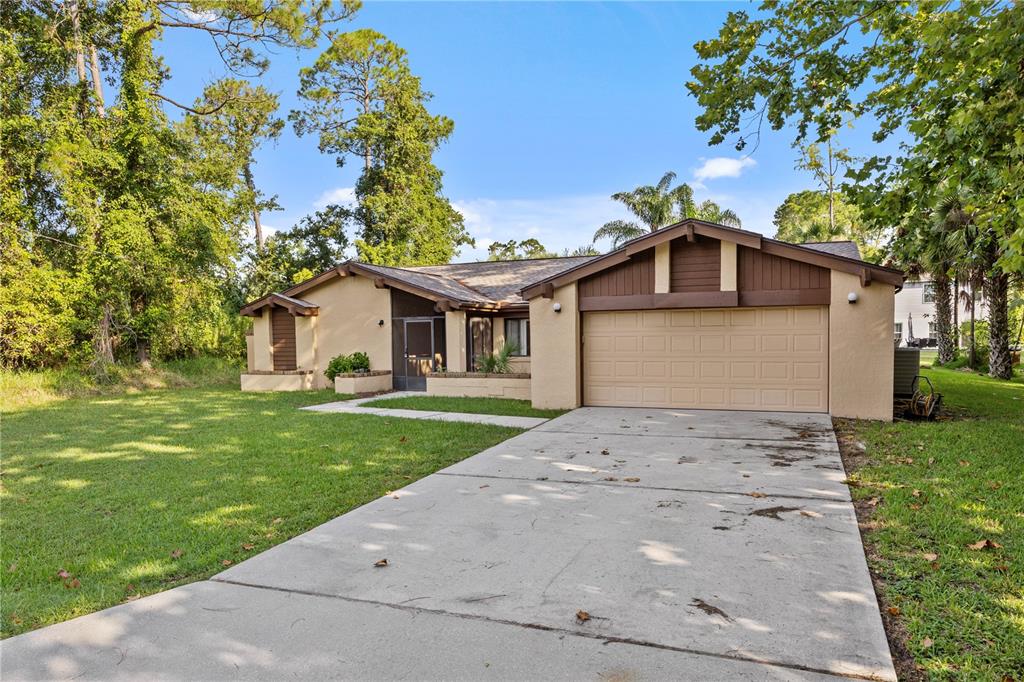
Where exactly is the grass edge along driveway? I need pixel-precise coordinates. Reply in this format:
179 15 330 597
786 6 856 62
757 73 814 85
1 387 522 639
838 366 1023 681
361 394 566 419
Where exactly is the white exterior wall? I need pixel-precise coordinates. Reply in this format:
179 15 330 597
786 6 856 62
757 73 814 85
894 279 986 346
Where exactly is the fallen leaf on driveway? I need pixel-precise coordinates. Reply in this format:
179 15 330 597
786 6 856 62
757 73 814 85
600 449 610 456
624 477 640 483
922 553 939 562
748 492 767 498
799 510 821 518
374 558 389 567
603 477 618 481
479 484 490 489
575 610 590 622
967 539 1002 550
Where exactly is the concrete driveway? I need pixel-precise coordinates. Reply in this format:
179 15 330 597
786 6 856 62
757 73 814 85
2 408 895 681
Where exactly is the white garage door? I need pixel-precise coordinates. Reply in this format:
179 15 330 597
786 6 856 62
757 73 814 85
582 306 828 412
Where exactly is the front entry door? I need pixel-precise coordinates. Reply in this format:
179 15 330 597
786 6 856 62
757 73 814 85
403 320 434 391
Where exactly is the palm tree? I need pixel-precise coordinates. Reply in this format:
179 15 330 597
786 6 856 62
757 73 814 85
593 172 742 249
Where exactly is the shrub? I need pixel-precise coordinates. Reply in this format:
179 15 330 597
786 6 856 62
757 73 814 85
325 352 371 382
475 341 519 374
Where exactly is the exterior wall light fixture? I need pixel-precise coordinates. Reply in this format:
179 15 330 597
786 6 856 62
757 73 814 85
552 302 562 313
847 292 858 304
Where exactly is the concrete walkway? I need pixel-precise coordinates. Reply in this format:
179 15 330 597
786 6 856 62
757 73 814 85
299 391 549 429
1 408 895 681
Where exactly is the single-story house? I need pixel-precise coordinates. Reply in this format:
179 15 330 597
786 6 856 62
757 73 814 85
241 219 904 420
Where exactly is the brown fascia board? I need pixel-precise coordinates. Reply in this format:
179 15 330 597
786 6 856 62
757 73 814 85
239 293 320 317
278 260 479 308
520 218 903 299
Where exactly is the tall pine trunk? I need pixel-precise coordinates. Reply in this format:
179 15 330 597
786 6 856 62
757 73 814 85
985 270 1012 379
243 163 263 248
933 273 956 364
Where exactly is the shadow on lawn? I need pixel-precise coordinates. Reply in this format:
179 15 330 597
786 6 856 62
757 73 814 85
0 388 519 637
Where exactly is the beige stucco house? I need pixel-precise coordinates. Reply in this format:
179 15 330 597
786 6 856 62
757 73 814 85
241 219 904 420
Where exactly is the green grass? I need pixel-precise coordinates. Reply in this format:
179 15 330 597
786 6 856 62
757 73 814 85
361 395 567 419
0 385 521 638
839 366 1023 680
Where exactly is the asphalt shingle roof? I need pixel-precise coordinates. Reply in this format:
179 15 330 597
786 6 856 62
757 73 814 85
800 241 862 260
407 257 597 304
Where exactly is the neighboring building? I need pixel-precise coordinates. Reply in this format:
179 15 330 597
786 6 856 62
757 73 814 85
894 277 986 347
241 220 904 420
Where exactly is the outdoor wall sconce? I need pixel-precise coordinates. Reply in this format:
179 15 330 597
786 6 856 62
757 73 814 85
378 319 385 326
552 302 562 313
847 292 858 304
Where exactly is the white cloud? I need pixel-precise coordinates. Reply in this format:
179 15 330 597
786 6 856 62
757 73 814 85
450 194 633 262
181 8 218 23
692 156 757 182
313 186 356 209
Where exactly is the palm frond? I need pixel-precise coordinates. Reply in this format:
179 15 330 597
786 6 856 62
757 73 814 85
593 220 645 249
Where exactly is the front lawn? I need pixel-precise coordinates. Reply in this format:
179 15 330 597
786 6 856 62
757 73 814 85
362 395 567 419
837 367 1023 680
0 385 521 638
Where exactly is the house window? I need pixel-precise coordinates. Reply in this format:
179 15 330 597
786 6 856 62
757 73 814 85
922 283 936 303
928 322 938 346
893 322 903 343
504 318 530 356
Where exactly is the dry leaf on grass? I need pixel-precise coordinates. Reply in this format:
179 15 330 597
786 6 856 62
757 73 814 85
374 558 389 567
170 549 183 559
221 559 233 566
922 553 939 562
921 637 934 649
65 578 81 589
911 489 923 497
242 543 255 551
959 460 970 466
575 610 590 622
888 606 900 616
57 569 71 579
967 539 1002 550
865 497 881 507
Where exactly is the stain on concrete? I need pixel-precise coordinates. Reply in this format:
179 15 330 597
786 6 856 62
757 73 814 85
749 506 802 520
690 598 733 621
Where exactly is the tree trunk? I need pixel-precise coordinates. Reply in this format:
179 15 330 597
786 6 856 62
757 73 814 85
933 273 956 364
968 293 976 369
94 302 115 365
985 270 1012 379
243 162 263 248
826 141 836 234
135 340 152 369
88 43 106 117
69 0 89 116
952 275 959 349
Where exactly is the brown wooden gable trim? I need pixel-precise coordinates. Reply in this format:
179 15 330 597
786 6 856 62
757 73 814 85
579 249 654 298
240 293 320 318
670 235 720 293
520 218 903 300
578 291 739 311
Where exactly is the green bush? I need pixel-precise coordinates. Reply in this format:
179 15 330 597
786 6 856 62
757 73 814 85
475 341 519 374
324 352 371 382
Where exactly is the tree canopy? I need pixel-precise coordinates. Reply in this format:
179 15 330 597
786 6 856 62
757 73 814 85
593 171 742 249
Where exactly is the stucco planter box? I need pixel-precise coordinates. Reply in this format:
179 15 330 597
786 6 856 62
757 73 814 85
241 370 314 392
427 372 531 400
334 370 393 395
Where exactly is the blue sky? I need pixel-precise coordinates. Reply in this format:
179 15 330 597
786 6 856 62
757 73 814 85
160 2 880 262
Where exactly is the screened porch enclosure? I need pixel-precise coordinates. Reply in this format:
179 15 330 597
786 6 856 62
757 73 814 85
391 290 446 391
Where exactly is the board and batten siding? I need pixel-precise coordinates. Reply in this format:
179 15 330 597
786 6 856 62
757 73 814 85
670 236 721 293
578 249 654 298
737 246 831 306
271 307 297 371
